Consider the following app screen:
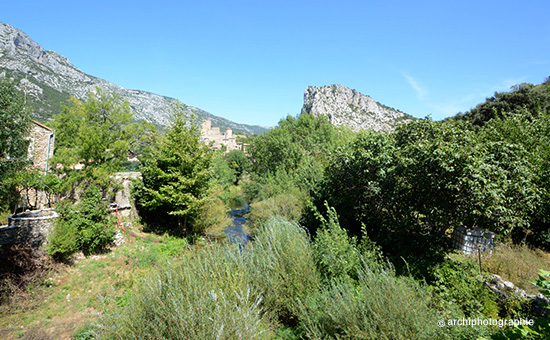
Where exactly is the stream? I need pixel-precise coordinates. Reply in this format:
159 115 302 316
223 203 251 246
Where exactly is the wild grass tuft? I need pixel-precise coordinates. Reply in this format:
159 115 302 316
462 242 550 294
98 244 274 339
246 217 320 325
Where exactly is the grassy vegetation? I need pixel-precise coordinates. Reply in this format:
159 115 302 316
0 226 191 340
458 242 550 294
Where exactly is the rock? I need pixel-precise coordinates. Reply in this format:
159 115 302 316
503 281 515 290
491 274 502 283
301 84 413 132
0 23 267 134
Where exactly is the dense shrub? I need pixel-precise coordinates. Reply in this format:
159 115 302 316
98 246 273 340
48 186 115 259
312 203 362 283
430 260 499 319
298 262 447 340
247 191 307 226
246 217 320 325
316 119 538 274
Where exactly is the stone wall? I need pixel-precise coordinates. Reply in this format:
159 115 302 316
111 172 141 219
0 209 58 248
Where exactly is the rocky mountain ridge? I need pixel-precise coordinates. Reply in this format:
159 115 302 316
301 84 413 132
0 22 266 135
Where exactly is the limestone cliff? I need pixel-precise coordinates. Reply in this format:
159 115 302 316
301 84 412 132
0 23 266 134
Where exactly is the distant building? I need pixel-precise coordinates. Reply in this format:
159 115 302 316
200 120 246 152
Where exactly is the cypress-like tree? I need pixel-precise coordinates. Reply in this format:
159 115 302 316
133 102 213 235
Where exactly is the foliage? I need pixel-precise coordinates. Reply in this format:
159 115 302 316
312 202 362 283
297 262 457 340
457 82 550 125
98 217 321 339
0 78 32 212
248 112 353 197
247 191 307 227
488 270 550 340
132 102 214 235
430 259 499 319
2 169 62 209
225 149 251 184
246 217 320 325
48 186 115 259
316 118 539 274
195 192 232 238
98 246 274 340
50 88 155 193
480 110 550 248
211 151 236 187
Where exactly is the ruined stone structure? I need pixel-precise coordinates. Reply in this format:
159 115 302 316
29 120 55 171
21 120 56 209
200 120 246 152
111 172 141 219
0 209 59 247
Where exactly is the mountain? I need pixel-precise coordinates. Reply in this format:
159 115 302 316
0 23 267 135
301 84 413 132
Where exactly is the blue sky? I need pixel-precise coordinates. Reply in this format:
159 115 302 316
3 0 550 127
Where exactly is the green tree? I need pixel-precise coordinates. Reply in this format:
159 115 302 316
0 79 32 213
480 110 550 247
317 118 538 273
50 88 155 193
457 82 550 125
225 149 251 184
133 102 214 235
48 185 115 260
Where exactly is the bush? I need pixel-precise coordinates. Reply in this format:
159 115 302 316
48 186 115 259
196 194 232 238
247 191 307 227
430 259 499 319
312 203 362 283
297 262 447 340
246 217 320 325
98 246 274 340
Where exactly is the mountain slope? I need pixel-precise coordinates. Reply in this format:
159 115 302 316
301 84 413 132
0 23 267 135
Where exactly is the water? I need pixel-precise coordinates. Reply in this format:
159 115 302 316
223 203 251 246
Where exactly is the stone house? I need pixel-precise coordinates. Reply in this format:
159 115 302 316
21 120 55 209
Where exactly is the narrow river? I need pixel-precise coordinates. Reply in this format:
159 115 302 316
223 203 251 245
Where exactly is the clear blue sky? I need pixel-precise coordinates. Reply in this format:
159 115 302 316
3 0 550 127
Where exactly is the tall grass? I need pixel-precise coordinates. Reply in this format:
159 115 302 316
97 217 318 339
246 217 320 325
98 244 273 340
462 242 550 294
297 261 449 340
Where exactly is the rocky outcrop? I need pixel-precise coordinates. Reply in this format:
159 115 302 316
486 274 549 318
0 23 266 135
301 84 412 132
